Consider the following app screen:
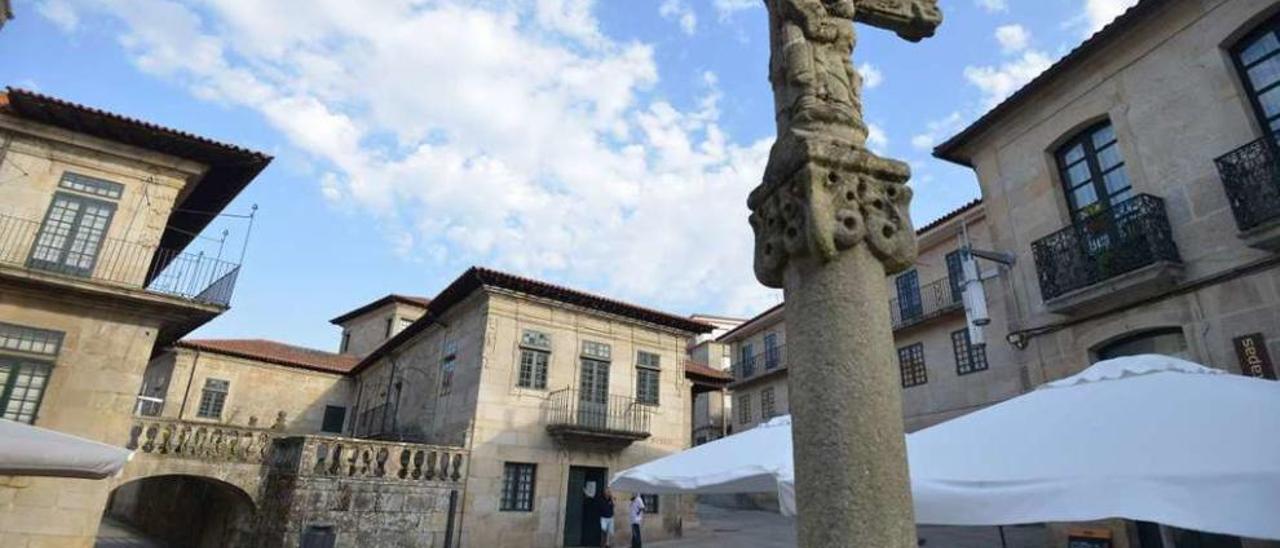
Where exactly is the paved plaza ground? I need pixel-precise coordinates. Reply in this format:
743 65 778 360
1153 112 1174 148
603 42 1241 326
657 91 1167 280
652 504 1049 548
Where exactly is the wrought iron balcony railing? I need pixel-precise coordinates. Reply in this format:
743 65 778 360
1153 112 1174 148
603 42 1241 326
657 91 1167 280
1031 194 1181 302
0 212 240 306
731 343 787 383
545 388 652 439
1214 137 1280 232
889 277 961 330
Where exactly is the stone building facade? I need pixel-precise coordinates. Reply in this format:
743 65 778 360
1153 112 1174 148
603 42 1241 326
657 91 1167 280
348 267 713 547
934 0 1280 546
722 201 1024 433
0 88 271 547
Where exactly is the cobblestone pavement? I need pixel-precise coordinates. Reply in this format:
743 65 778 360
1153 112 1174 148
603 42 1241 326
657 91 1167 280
652 505 1049 548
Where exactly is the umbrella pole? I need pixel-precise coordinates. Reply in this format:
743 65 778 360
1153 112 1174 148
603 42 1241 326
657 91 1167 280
998 526 1008 548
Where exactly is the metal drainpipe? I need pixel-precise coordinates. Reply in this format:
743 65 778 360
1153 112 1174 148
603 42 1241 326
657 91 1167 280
177 348 201 419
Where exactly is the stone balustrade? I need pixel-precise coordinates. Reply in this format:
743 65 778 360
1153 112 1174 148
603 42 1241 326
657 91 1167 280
275 436 466 483
127 416 278 464
127 417 467 485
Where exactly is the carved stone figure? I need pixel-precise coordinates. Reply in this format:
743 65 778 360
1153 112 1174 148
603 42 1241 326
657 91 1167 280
754 0 941 286
750 1 942 547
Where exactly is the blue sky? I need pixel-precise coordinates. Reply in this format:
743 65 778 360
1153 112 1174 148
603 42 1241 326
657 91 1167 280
0 0 1137 351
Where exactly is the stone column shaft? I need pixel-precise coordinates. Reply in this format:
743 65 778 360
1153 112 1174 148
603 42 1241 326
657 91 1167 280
784 245 916 547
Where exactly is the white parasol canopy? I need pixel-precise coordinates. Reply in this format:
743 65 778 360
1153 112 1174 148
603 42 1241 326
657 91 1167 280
0 419 133 479
612 355 1280 540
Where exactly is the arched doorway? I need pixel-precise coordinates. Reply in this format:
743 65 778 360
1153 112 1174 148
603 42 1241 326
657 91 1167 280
98 475 255 548
1095 328 1191 361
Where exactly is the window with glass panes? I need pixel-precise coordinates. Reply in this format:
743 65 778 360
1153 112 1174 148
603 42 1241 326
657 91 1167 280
29 193 116 276
740 343 755 378
197 378 229 418
517 329 551 389
736 392 752 423
945 250 964 304
500 462 536 511
1056 122 1132 221
641 494 659 513
636 351 660 405
761 386 776 419
0 358 53 424
1233 16 1280 140
0 322 64 356
951 329 989 375
763 333 780 369
897 343 927 388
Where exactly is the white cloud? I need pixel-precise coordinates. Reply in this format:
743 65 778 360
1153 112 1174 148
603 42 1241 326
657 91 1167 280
1082 0 1138 34
713 0 758 20
910 112 965 151
659 0 697 36
963 50 1054 107
866 122 889 154
36 0 80 32
857 62 883 90
974 0 1008 13
995 24 1030 54
53 0 779 316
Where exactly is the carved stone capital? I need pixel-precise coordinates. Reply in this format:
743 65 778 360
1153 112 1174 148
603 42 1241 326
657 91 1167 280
749 135 917 287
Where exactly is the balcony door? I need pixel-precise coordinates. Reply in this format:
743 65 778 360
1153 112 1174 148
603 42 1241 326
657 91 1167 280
896 269 922 321
28 193 115 277
1233 14 1280 142
578 357 609 429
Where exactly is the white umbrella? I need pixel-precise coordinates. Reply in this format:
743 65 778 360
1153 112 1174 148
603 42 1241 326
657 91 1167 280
612 355 1280 540
0 419 133 479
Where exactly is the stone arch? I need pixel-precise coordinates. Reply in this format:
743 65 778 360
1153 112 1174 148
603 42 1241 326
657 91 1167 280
1089 326 1191 363
102 474 257 548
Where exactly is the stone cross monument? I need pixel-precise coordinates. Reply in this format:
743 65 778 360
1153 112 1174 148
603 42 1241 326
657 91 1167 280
749 1 941 546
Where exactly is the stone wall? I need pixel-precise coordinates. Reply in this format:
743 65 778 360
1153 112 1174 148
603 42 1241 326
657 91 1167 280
258 436 467 548
145 348 354 434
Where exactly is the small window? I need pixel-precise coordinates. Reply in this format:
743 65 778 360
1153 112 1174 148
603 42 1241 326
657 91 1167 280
385 317 394 338
582 341 611 360
895 269 923 322
641 494 659 514
1055 121 1132 220
396 317 413 334
521 329 551 350
740 343 755 378
898 344 928 388
300 525 337 548
736 392 752 424
951 329 989 376
0 322 64 356
0 357 53 424
196 378 229 418
636 367 660 405
59 172 124 200
518 348 549 389
440 340 458 394
340 331 351 353
500 462 536 511
761 387 776 420
321 405 347 433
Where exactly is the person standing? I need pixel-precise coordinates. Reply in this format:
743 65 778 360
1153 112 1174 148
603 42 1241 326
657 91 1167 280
629 494 646 548
598 487 616 548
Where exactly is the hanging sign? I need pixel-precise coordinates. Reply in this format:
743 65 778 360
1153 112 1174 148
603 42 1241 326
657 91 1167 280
1234 333 1276 380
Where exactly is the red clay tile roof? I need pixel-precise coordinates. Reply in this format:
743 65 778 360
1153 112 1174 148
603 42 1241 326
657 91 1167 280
353 267 716 374
177 339 358 374
914 199 982 235
933 0 1163 166
684 361 732 382
329 294 432 325
1 88 272 262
